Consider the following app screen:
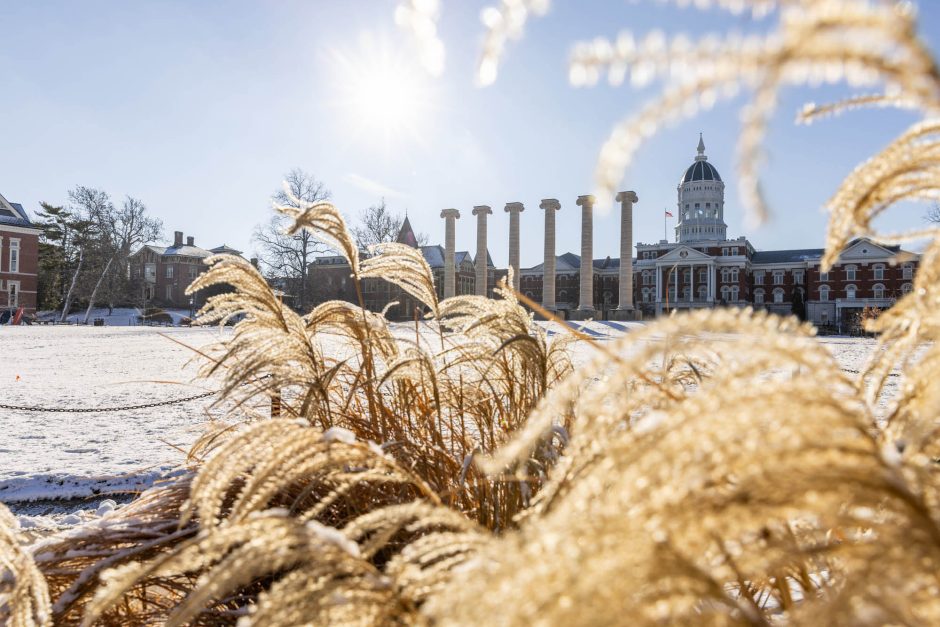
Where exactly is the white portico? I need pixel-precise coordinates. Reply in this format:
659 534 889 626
647 246 717 313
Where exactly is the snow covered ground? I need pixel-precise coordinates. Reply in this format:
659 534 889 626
0 325 232 513
0 320 902 523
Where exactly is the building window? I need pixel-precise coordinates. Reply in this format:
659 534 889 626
773 271 784 285
9 239 20 273
720 286 730 301
846 284 857 300
819 285 830 301
845 265 857 281
721 268 729 282
819 271 829 282
7 281 19 307
166 265 174 279
731 247 738 256
730 286 739 301
821 311 829 325
873 283 885 299
902 263 913 279
698 285 707 300
682 286 691 300
730 268 739 281
144 263 156 281
793 270 804 285
189 266 198 279
873 264 884 280
901 283 913 295
754 271 764 285
773 288 784 304
754 288 764 305
722 248 728 256
165 285 173 300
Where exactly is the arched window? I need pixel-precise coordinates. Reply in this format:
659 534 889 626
846 284 857 300
901 283 913 295
773 288 785 304
720 286 730 301
754 288 765 305
641 288 651 303
873 283 885 299
559 290 568 302
697 285 707 300
682 286 691 300
819 285 830 301
730 286 740 302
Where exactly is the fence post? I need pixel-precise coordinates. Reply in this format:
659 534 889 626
271 389 281 418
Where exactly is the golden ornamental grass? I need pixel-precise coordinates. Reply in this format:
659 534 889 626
4 1 940 625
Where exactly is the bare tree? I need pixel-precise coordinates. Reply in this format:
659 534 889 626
60 187 111 322
352 199 429 250
926 203 940 224
254 169 332 312
81 195 163 323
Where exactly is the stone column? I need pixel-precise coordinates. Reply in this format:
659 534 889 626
504 202 524 292
539 199 560 311
472 205 492 296
575 195 596 316
613 191 638 319
440 208 460 299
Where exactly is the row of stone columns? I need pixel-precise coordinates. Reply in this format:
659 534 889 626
439 192 639 316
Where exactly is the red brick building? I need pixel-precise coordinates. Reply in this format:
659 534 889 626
308 218 497 320
0 192 41 315
129 230 242 309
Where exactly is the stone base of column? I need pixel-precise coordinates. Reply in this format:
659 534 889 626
609 307 638 321
534 307 558 321
568 308 596 321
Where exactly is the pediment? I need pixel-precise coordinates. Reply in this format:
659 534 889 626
657 246 712 262
838 238 897 261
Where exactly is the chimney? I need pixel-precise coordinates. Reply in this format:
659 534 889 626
174 231 183 247
186 236 194 246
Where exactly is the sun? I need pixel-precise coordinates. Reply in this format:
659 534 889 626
330 34 435 147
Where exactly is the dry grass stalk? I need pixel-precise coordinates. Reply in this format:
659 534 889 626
5 1 940 625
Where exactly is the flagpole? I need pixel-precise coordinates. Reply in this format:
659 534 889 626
664 208 667 242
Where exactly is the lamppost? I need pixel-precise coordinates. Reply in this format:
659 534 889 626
189 296 194 320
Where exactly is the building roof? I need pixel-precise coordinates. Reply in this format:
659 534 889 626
419 245 484 268
162 244 214 258
750 248 824 264
681 134 722 183
396 216 419 248
210 244 243 256
0 193 40 230
525 253 628 272
681 159 722 183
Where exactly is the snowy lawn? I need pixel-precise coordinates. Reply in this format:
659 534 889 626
1 325 233 510
0 320 900 521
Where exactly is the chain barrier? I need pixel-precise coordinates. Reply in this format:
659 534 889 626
0 390 217 413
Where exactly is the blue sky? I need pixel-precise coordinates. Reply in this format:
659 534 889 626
2 0 938 267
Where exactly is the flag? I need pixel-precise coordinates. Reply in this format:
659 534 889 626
665 210 674 218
